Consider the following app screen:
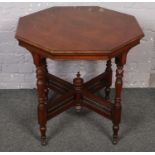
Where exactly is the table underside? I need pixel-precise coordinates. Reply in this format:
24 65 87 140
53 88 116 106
47 71 113 121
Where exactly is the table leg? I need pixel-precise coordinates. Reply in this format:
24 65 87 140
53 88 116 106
112 57 124 144
104 60 112 100
32 53 47 145
42 58 49 102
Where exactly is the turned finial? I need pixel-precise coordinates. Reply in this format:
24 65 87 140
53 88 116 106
77 72 80 78
73 71 83 87
73 72 83 112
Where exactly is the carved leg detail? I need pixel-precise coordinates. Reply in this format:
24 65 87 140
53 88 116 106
42 58 49 102
112 61 124 144
73 72 83 112
32 54 47 145
105 60 112 100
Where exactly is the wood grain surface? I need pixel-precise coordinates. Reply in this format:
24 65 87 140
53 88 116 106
16 6 144 59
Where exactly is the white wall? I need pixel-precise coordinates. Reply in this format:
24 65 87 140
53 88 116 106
0 2 155 89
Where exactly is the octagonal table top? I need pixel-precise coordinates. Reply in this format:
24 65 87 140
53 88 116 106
15 6 144 60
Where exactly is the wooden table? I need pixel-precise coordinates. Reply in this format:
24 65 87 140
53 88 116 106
15 6 144 145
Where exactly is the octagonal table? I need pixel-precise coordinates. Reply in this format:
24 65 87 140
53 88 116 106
15 6 144 145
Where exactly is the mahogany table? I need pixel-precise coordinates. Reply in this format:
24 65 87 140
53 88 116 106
15 6 144 145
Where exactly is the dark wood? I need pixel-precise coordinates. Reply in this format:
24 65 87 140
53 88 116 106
47 91 74 110
15 6 144 145
31 53 47 145
42 58 49 102
104 60 112 100
112 52 127 144
73 72 83 112
84 72 107 93
47 101 74 120
82 89 112 120
47 73 73 94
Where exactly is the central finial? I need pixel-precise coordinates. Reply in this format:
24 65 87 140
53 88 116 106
76 72 81 78
73 71 83 86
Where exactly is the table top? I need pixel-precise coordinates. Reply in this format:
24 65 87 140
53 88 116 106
16 6 144 60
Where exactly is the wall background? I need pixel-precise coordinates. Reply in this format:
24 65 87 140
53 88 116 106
0 2 155 89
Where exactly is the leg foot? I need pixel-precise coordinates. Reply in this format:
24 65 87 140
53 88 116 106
75 105 81 112
112 136 118 145
112 125 119 145
41 136 47 146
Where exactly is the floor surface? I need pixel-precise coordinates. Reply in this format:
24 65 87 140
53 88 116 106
0 89 155 152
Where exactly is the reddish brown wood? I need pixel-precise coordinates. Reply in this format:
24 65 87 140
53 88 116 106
83 102 112 120
15 6 144 145
16 6 144 60
47 90 74 110
82 89 112 109
47 71 107 94
47 73 73 94
84 72 107 93
47 101 74 120
104 60 112 100
112 53 127 144
32 53 47 145
42 58 49 102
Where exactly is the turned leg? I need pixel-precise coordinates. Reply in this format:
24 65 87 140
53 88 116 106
42 58 49 102
112 57 124 144
32 54 47 145
73 72 83 112
104 59 112 100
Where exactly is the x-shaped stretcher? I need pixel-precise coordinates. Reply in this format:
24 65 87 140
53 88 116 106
46 71 113 121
